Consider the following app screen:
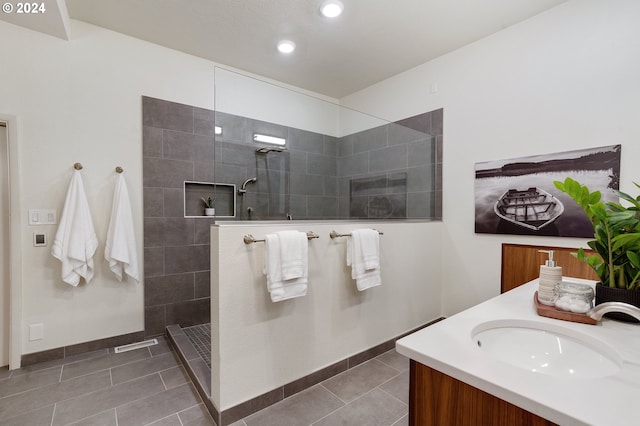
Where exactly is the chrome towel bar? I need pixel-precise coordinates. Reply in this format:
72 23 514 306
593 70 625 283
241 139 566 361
243 231 320 245
329 230 383 239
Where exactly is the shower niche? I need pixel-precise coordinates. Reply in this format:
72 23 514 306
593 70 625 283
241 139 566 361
183 181 236 218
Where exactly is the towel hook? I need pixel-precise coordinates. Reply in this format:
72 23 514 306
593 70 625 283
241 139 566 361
115 166 124 174
73 162 83 170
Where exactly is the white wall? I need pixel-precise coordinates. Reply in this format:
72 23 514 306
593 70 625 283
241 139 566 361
0 19 215 355
340 0 640 315
0 124 8 367
211 222 442 410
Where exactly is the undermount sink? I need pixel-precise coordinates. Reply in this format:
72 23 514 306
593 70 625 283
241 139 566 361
472 320 621 378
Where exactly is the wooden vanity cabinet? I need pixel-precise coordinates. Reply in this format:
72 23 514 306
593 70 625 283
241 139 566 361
409 360 557 426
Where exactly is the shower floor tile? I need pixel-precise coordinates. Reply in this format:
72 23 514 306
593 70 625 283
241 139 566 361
183 324 211 369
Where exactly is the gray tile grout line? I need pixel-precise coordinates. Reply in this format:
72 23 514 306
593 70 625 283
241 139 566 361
1 344 199 426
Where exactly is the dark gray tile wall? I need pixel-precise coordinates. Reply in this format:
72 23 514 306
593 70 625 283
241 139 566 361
338 109 443 219
143 96 214 336
214 109 442 221
142 96 443 335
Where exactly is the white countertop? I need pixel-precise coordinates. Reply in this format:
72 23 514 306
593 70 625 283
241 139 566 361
396 279 640 426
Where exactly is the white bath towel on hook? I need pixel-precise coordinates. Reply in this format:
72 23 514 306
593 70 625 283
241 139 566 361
51 170 99 286
105 173 139 282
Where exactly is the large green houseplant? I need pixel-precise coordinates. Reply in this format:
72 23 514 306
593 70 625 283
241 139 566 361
554 177 640 321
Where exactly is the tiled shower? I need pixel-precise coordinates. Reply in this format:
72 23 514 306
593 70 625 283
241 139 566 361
142 95 442 336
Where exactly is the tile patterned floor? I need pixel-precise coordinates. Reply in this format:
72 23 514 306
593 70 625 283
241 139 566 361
183 324 212 369
1 336 409 426
0 336 215 426
230 349 410 426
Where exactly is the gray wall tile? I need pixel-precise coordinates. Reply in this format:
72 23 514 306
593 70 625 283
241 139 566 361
143 157 193 188
162 188 184 218
163 218 194 246
164 246 196 275
144 247 164 277
144 188 164 218
337 152 369 177
289 128 324 154
144 274 195 307
143 126 163 158
369 145 408 173
143 97 194 133
352 126 387 154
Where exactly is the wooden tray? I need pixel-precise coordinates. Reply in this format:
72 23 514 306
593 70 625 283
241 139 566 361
533 291 597 325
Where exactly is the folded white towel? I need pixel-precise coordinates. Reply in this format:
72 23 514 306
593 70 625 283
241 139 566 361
278 230 307 280
51 170 99 286
104 173 139 282
264 232 308 302
347 229 381 291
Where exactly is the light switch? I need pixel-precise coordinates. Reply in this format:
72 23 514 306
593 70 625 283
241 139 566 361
28 209 57 225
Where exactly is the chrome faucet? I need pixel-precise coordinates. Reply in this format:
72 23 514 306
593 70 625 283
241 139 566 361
588 302 640 322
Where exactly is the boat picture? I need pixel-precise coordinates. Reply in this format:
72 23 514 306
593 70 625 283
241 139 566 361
493 187 564 231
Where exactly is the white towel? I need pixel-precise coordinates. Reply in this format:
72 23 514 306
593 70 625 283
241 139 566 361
264 232 308 302
104 173 139 282
51 170 99 286
347 229 381 291
278 230 307 280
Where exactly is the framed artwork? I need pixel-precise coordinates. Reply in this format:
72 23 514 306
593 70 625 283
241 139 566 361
474 145 621 237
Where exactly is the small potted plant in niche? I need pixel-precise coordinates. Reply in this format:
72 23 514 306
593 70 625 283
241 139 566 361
554 177 640 322
201 196 215 216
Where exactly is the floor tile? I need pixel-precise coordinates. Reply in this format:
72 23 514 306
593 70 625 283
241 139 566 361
52 373 165 426
312 388 407 426
67 409 118 426
111 352 179 385
149 337 173 357
321 359 400 403
11 349 109 378
379 370 410 405
1 404 54 426
147 414 182 426
0 367 61 399
244 385 344 426
160 365 190 390
376 349 410 372
178 403 215 426
115 383 201 426
0 370 111 420
60 348 151 381
391 414 409 426
0 366 12 380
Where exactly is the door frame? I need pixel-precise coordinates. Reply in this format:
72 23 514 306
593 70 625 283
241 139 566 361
0 114 22 370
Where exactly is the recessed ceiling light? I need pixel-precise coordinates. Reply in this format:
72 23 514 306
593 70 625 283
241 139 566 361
320 0 344 18
277 40 296 54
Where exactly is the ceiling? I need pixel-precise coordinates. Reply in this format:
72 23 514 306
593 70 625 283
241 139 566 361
3 0 568 98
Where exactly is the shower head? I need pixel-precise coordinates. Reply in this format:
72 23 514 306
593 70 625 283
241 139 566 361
238 177 257 195
256 147 285 154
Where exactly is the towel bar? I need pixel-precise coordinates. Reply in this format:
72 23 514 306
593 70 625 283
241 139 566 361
243 231 319 245
329 230 383 239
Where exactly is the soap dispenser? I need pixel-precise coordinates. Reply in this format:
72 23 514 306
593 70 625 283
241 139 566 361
538 250 562 306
